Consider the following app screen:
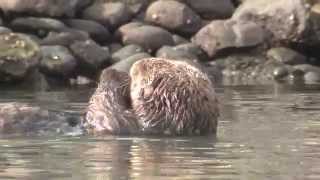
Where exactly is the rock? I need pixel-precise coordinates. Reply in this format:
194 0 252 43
0 102 81 136
10 17 68 36
109 52 151 73
272 66 289 80
122 25 174 53
233 0 319 44
111 44 145 64
82 2 133 30
185 0 235 19
145 0 202 35
0 27 12 34
267 47 307 65
115 21 144 40
0 33 40 82
40 29 89 47
0 0 84 17
70 39 110 70
193 19 266 57
63 19 111 43
172 34 189 45
109 43 123 54
40 46 77 77
156 46 198 61
174 43 208 61
304 71 320 84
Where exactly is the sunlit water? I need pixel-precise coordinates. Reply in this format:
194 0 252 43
0 84 319 180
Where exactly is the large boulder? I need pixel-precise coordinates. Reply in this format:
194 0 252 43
193 19 266 57
82 2 133 30
145 0 202 35
0 0 85 17
121 25 174 53
233 0 320 44
40 46 77 77
185 0 235 19
0 33 40 82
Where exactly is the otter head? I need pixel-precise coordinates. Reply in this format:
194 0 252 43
129 58 219 135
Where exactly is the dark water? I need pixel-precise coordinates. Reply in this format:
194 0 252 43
0 84 319 180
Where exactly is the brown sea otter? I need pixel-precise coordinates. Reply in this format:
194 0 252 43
84 58 219 136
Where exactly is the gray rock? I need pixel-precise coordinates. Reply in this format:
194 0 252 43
109 43 123 54
82 2 133 30
40 30 89 47
0 27 12 34
174 43 208 61
0 102 82 136
70 39 110 70
63 19 111 43
0 0 84 17
40 46 77 77
273 66 289 80
10 17 68 35
115 21 144 40
145 0 202 35
304 71 320 84
267 47 307 65
193 19 266 57
233 0 320 44
109 52 151 73
172 34 189 45
185 0 235 19
0 33 40 82
122 25 174 53
111 44 145 64
156 46 198 61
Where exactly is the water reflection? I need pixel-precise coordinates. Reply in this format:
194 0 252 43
0 83 319 179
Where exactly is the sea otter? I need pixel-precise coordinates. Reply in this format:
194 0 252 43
84 58 219 135
0 58 219 136
129 58 219 135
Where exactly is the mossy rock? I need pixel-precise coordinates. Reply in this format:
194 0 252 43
0 33 40 82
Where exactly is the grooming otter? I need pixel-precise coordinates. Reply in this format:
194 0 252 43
129 58 219 135
84 58 219 135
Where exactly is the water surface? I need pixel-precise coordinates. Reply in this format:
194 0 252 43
0 84 319 180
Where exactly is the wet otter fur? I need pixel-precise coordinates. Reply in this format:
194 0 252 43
83 69 139 135
130 58 219 135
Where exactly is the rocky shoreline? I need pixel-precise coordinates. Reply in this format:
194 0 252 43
1 0 320 89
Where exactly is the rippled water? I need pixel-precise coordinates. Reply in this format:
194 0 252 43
0 84 319 180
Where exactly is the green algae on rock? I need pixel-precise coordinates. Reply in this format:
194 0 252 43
0 33 40 82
